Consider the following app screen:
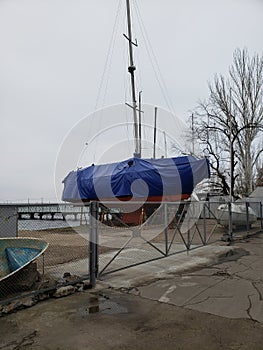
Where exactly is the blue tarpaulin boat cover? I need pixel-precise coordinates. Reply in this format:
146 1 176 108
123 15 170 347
62 156 210 202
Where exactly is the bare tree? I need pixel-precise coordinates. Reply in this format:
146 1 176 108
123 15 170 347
255 165 263 187
230 49 263 194
195 48 263 197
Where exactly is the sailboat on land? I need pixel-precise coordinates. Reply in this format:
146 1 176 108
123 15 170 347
62 0 210 224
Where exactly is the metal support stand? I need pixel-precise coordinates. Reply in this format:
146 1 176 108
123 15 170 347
89 202 99 287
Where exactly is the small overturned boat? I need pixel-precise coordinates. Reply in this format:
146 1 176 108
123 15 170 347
0 238 48 283
217 203 257 228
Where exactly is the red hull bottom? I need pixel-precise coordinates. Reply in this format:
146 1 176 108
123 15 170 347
71 194 191 226
98 194 191 226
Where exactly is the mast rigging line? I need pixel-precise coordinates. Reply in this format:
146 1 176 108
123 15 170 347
94 0 122 112
93 0 123 163
133 0 176 117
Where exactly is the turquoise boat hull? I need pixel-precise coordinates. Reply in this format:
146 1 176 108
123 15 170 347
0 238 48 282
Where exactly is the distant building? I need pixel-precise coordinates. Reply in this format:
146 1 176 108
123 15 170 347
237 186 263 218
249 186 263 200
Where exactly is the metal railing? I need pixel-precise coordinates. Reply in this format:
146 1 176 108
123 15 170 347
89 200 263 282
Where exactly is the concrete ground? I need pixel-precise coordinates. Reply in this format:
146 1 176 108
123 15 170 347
100 234 263 323
1 232 263 349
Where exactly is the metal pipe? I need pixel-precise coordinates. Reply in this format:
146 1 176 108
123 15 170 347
164 203 168 256
139 91 142 156
126 0 140 157
153 107 157 159
245 202 249 233
89 202 98 287
228 201 233 241
260 202 263 229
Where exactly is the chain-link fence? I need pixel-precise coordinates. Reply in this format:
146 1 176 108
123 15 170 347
0 200 262 305
0 204 90 304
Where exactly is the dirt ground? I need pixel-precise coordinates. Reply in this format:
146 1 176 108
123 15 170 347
1 288 263 350
19 226 115 266
18 219 230 267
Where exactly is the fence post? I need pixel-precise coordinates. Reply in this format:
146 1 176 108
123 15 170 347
228 201 233 241
203 203 207 245
89 201 99 287
260 202 263 230
164 203 168 256
245 202 249 233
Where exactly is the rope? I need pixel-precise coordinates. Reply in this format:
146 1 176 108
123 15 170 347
94 0 123 111
93 0 123 163
133 0 176 116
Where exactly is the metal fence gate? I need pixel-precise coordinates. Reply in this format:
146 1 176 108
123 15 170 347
90 200 263 282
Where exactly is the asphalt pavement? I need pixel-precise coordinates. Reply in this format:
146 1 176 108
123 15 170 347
1 231 263 350
100 232 263 322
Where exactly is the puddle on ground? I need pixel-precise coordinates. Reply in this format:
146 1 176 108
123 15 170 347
78 293 128 316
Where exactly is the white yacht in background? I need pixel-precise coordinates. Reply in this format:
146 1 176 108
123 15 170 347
217 202 257 228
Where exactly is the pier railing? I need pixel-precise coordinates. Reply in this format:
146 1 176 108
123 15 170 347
17 203 88 221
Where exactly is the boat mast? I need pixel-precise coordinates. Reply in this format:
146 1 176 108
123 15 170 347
153 107 158 159
163 131 168 157
139 91 142 157
125 0 141 158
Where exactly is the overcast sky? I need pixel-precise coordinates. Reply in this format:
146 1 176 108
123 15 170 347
0 0 262 202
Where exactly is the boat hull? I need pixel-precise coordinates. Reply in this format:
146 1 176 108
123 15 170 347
62 156 210 202
217 203 257 228
62 156 210 225
0 238 48 283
